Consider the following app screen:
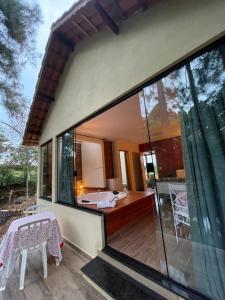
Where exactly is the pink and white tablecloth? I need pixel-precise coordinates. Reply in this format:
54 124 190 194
0 212 63 281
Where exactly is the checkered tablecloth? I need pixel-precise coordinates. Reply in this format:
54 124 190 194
0 212 63 280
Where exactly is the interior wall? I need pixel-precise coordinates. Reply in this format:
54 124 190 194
132 152 145 191
139 136 183 178
113 140 145 191
103 141 115 179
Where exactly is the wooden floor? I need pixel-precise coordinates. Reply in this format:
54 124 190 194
105 192 155 236
108 199 193 284
108 213 162 271
0 243 105 300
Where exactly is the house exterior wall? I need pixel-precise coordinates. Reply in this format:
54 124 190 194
38 137 104 257
38 198 104 257
38 0 225 257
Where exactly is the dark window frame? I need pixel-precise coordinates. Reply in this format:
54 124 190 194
40 139 53 201
56 129 107 212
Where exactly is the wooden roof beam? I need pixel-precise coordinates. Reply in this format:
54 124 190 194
24 140 34 144
37 97 54 105
31 117 45 122
42 77 59 84
46 64 64 73
38 92 54 103
28 130 41 136
39 89 54 98
50 49 70 60
112 0 127 20
54 31 75 51
94 0 119 35
81 13 100 33
72 20 90 38
26 136 39 141
26 141 39 145
32 107 49 113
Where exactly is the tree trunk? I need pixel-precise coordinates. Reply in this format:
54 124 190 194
219 44 225 69
156 79 169 123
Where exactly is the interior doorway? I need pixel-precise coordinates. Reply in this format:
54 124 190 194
119 151 131 191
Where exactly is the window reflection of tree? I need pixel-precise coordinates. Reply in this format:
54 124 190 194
141 46 225 299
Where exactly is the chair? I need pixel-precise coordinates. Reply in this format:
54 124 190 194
168 184 190 243
18 218 51 290
24 205 46 216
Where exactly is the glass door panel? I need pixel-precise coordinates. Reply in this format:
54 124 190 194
98 93 168 274
143 41 225 300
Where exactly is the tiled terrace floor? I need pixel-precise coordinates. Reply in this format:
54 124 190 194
0 243 105 300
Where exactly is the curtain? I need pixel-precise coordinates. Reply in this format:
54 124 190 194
58 130 74 204
41 144 48 196
180 55 225 299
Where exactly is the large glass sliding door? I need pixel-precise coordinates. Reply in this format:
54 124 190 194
143 41 225 299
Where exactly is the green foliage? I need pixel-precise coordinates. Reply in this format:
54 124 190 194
0 0 42 117
0 164 37 187
0 165 14 187
0 143 38 188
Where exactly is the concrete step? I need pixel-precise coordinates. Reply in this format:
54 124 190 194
81 256 167 300
98 250 182 300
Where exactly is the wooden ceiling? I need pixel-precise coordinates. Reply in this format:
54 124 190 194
23 0 160 146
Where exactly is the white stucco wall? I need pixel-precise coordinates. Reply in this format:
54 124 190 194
38 198 104 257
37 0 225 257
38 137 104 257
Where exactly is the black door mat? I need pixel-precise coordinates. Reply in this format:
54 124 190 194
81 257 167 300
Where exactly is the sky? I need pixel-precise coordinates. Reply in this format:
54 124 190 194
0 0 77 141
